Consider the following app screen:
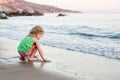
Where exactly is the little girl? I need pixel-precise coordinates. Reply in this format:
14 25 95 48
18 25 51 62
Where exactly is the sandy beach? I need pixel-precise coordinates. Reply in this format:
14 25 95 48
0 37 120 80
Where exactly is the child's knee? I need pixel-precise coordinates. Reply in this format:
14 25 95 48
31 44 37 50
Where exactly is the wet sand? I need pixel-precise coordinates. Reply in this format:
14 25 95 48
0 37 120 80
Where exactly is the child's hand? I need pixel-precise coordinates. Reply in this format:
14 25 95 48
43 59 51 62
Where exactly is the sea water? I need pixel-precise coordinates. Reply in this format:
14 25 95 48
0 13 120 59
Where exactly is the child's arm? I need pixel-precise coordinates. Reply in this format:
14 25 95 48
33 38 51 62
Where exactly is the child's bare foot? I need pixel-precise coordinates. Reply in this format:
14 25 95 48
43 59 51 62
24 56 29 62
28 55 39 61
28 57 37 61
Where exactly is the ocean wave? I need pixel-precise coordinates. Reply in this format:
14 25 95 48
109 33 120 39
69 32 120 39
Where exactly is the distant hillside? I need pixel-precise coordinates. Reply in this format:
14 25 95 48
0 5 12 12
0 0 80 13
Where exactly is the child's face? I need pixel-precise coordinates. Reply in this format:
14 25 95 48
37 33 43 40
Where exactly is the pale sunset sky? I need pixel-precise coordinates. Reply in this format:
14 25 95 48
25 0 120 13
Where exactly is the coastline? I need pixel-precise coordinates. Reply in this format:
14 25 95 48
0 36 120 80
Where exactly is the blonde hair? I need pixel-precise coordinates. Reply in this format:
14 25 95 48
29 25 44 37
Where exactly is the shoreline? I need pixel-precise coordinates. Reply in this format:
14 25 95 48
0 36 120 80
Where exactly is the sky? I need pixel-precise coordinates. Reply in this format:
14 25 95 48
25 0 120 13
